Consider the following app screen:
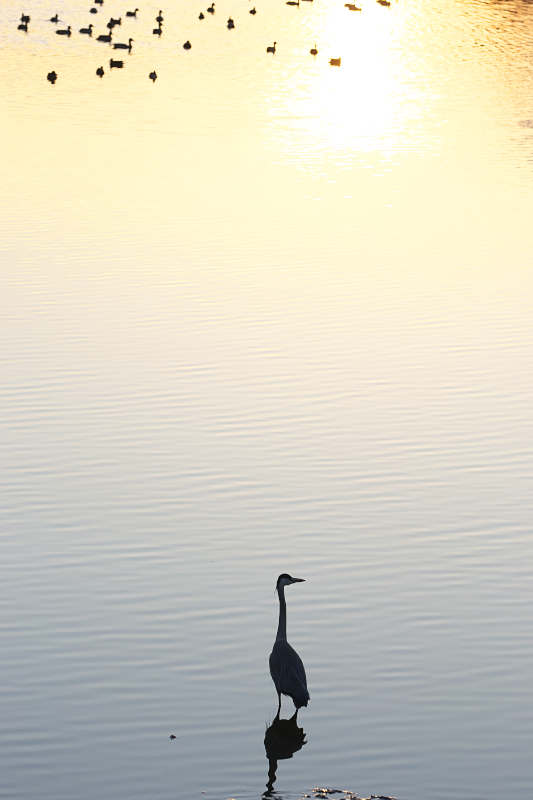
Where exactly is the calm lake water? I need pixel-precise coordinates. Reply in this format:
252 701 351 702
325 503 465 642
1 0 533 797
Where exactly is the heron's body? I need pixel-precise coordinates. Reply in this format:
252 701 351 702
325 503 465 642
269 574 309 713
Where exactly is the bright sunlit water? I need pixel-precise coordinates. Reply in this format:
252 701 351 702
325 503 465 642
1 0 533 797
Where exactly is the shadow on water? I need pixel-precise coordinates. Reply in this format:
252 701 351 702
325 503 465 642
263 711 307 798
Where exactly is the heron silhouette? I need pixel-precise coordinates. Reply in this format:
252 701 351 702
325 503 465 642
269 574 309 715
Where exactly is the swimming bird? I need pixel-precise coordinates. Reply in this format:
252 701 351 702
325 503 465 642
183 40 192 49
149 70 157 81
377 0 391 6
50 14 59 22
110 58 123 68
90 8 98 13
329 57 341 66
227 17 234 28
96 30 112 41
47 70 57 83
310 44 317 55
96 65 105 76
18 21 28 31
207 4 215 13
95 0 104 5
286 0 299 6
20 13 30 23
153 24 162 34
156 10 164 22
110 17 121 25
56 25 72 36
125 8 139 16
249 6 257 12
199 12 204 18
270 575 310 714
345 3 361 9
113 37 133 50
266 41 276 53
80 24 94 34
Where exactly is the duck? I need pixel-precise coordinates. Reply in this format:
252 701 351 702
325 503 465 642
377 0 390 6
90 8 98 13
96 65 105 76
286 0 299 7
207 4 215 13
96 30 112 41
153 24 162 34
17 21 28 31
79 24 94 34
149 70 157 81
50 13 59 22
109 58 123 68
95 0 104 5
156 10 164 22
183 40 192 49
310 44 317 55
199 12 204 18
47 70 57 83
110 16 121 25
20 13 30 23
344 3 361 8
227 17 234 27
329 57 341 66
113 37 133 49
56 25 72 36
249 6 256 13
266 41 276 52
125 8 139 16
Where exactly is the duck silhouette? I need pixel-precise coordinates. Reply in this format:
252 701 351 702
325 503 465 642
113 37 133 50
250 6 257 13
266 41 276 53
149 70 157 81
183 40 192 49
56 25 71 35
47 70 57 83
96 65 105 76
80 24 94 34
310 44 317 55
126 8 139 16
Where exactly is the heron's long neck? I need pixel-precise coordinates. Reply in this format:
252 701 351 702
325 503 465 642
276 585 287 642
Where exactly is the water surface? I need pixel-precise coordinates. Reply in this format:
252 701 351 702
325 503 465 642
1 0 533 798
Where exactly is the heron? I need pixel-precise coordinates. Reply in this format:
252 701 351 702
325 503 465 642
269 574 309 714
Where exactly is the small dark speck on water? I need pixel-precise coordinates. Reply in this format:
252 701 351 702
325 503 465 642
170 734 176 740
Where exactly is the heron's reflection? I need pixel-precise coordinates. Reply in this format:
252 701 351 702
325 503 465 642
263 710 307 798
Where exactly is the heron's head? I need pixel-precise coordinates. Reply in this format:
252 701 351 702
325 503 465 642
276 573 305 592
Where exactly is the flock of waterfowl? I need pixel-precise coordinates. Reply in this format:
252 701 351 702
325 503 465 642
15 0 393 84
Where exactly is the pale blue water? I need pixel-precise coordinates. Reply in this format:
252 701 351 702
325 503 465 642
1 0 533 797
